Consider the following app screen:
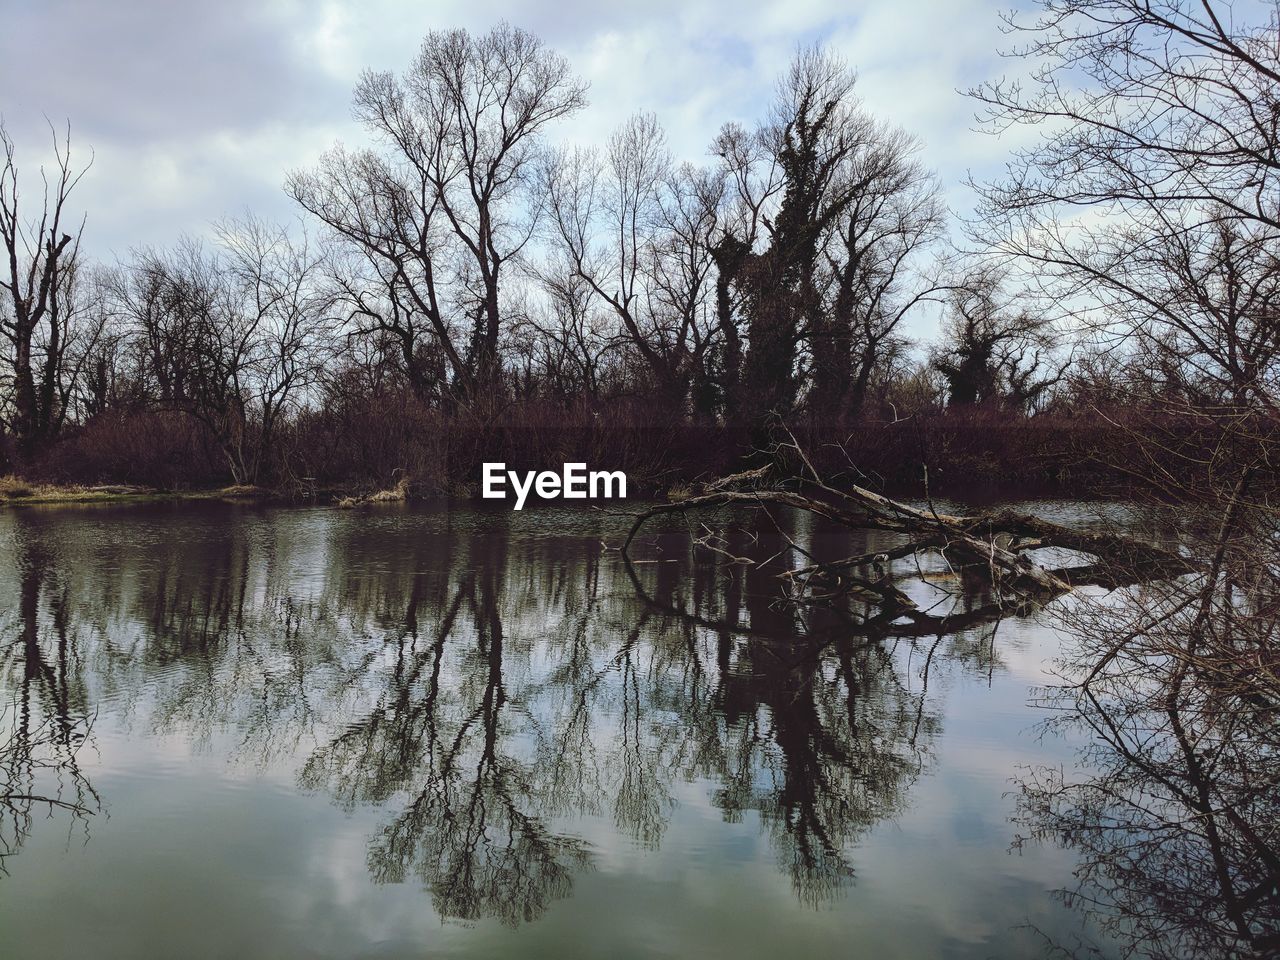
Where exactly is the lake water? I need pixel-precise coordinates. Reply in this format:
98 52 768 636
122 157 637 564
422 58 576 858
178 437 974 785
0 500 1128 959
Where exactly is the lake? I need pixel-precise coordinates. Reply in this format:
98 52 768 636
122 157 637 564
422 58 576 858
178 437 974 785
0 500 1131 959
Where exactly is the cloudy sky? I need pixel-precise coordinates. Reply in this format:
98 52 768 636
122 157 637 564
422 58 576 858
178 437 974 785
2 0 1030 261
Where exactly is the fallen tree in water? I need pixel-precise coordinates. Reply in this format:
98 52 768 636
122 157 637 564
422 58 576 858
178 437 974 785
622 438 1195 629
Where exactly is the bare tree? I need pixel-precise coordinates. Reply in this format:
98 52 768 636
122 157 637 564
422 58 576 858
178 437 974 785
544 114 722 407
973 0 1280 421
0 122 92 454
709 118 785 413
290 23 586 402
707 48 947 428
734 48 866 427
215 216 336 483
815 123 946 416
111 218 333 484
930 268 1063 411
516 256 614 401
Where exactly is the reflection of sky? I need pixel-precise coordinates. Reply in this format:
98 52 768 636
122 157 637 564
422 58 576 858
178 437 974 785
0 503 1119 959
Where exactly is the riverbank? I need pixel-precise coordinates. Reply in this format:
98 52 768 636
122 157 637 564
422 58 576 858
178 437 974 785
0 476 279 506
7 406 1147 503
5 404 1236 506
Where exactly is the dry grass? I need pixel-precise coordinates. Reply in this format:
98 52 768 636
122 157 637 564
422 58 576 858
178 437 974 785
0 475 287 507
217 484 269 499
368 477 410 502
0 474 167 505
0 475 37 499
667 481 694 502
336 476 410 508
0 475 107 503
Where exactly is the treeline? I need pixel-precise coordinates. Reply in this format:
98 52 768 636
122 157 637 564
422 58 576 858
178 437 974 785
3 5 1277 499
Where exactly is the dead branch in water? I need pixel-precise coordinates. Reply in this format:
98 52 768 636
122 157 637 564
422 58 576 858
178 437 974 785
622 442 1195 624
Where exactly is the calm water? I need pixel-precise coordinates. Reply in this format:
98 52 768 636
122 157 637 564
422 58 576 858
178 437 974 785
0 501 1124 959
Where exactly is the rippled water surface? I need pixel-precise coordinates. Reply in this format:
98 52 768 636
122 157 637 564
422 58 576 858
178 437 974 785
0 501 1127 959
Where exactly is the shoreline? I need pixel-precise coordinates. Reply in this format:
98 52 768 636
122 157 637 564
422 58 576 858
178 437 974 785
0 475 1140 509
0 480 284 507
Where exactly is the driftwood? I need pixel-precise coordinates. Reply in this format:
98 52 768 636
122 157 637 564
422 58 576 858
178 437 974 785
623 450 1196 628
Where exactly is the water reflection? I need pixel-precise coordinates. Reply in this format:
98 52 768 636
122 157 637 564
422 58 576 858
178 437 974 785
1017 577 1280 959
1 503 1012 928
0 516 99 870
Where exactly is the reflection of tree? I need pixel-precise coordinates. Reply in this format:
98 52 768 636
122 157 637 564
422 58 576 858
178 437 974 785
0 504 1011 925
1017 511 1280 959
0 517 99 872
285 509 967 919
625 515 949 904
299 533 595 927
